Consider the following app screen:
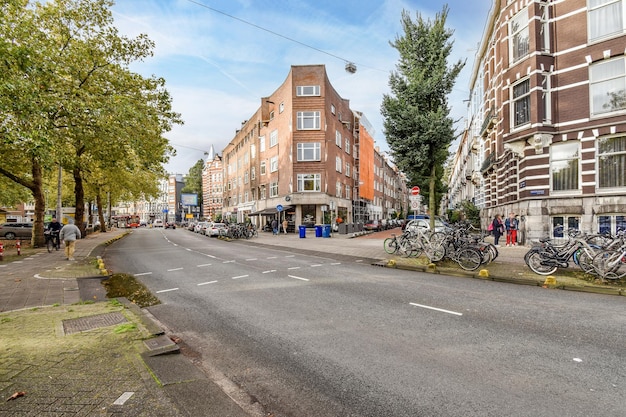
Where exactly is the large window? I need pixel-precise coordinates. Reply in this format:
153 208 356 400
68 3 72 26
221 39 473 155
598 214 626 234
297 174 321 192
335 130 342 147
297 111 321 130
589 57 626 116
551 141 580 192
598 135 626 188
512 79 531 127
296 85 320 96
552 216 580 240
297 143 321 161
335 156 342 173
588 0 625 42
270 156 278 172
270 182 278 197
260 161 266 175
510 7 530 63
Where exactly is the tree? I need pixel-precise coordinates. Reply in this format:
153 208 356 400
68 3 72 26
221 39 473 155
381 7 464 229
181 159 204 209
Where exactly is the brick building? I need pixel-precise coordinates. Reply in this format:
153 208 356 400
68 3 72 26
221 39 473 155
447 0 626 242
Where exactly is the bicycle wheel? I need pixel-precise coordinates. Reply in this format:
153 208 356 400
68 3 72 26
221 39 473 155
46 237 53 253
592 250 626 280
383 238 398 254
455 247 482 271
525 251 558 275
574 248 597 274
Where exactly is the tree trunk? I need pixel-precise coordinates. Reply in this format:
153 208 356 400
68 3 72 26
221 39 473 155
96 191 107 233
429 163 437 230
73 167 85 236
32 160 46 247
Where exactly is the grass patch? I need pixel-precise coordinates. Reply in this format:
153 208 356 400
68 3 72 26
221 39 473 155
114 323 137 334
103 273 161 308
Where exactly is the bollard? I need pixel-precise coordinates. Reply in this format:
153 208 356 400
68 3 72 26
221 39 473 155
0 241 4 261
16 239 21 256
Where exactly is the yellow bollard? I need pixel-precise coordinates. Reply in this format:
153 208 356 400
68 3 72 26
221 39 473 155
543 276 557 287
478 269 490 278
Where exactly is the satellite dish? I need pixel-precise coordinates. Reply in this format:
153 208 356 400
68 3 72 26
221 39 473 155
285 196 291 202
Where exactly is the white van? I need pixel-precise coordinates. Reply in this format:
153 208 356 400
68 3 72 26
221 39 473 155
153 219 164 228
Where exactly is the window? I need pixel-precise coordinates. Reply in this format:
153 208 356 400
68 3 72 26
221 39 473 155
589 57 626 116
345 185 351 200
336 156 342 173
261 186 266 199
259 136 266 152
512 78 531 127
296 85 320 96
598 135 626 188
270 156 278 172
269 111 275 121
598 214 626 234
279 102 284 113
297 174 321 192
270 182 278 197
297 111 321 130
270 129 278 147
588 0 625 42
345 138 350 154
260 161 266 175
251 166 256 180
331 104 336 115
244 171 249 184
345 162 350 177
336 181 342 198
541 73 552 124
250 144 256 159
336 130 342 147
552 216 580 239
297 143 321 161
510 7 530 63
551 141 580 192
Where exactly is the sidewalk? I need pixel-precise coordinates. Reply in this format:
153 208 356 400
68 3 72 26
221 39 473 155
0 229 252 417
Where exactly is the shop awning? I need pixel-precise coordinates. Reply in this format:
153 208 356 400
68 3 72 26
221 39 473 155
249 205 294 216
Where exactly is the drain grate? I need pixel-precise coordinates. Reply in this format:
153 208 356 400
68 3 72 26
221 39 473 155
63 312 128 335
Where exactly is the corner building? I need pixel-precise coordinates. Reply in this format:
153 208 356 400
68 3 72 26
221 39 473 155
220 65 404 229
460 0 626 241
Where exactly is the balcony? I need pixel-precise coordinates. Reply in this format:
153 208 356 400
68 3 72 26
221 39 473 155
480 152 495 175
480 109 496 137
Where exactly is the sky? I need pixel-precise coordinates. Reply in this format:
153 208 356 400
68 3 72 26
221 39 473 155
111 0 493 174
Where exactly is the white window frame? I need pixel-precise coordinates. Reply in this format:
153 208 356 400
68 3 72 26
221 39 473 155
297 142 321 161
589 56 626 116
336 181 342 198
335 156 342 173
259 136 266 152
270 156 278 172
297 174 321 192
345 138 350 154
251 166 256 180
335 130 342 147
345 162 350 177
597 135 626 189
509 7 530 64
270 129 278 147
550 141 580 193
260 161 266 175
511 78 531 128
296 85 320 96
588 0 626 42
269 182 278 197
297 111 321 130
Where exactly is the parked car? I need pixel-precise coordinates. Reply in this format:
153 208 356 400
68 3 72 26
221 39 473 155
195 221 209 234
404 218 449 233
364 220 382 231
0 222 33 239
165 222 176 229
153 219 164 228
207 222 227 237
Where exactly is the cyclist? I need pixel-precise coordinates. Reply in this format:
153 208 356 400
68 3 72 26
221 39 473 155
46 217 62 250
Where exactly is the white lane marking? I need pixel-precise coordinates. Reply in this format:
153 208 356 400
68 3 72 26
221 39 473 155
167 268 184 272
223 260 235 263
288 267 301 270
330 262 341 265
409 303 463 316
232 275 249 280
262 270 276 274
246 258 257 261
156 288 179 293
113 391 135 405
198 280 218 286
134 272 153 276
266 256 278 259
355 260 363 263
310 264 322 267
185 248 192 251
206 254 216 258
285 255 295 258
288 275 310 281
197 263 212 267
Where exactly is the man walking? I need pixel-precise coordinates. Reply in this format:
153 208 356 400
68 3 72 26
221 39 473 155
60 218 81 260
271 218 278 235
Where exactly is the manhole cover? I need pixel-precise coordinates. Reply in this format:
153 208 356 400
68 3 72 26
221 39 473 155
63 312 127 335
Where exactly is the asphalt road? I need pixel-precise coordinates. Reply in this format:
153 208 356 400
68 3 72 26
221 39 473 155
106 228 626 417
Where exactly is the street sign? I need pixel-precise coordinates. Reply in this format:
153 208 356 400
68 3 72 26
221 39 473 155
411 200 420 210
411 186 420 196
276 204 283 212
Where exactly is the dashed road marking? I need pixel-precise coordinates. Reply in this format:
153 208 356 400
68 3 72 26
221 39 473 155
232 275 249 280
246 258 257 261
310 264 322 267
156 288 179 293
167 267 183 272
330 262 341 265
288 266 301 270
198 280 218 286
197 263 212 267
262 270 276 274
134 272 153 276
266 256 278 259
288 275 309 281
223 260 235 263
409 303 463 316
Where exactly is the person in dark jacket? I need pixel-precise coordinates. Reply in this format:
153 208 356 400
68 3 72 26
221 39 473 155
491 214 504 247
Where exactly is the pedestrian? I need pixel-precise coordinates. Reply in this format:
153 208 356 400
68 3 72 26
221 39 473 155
505 212 518 246
47 217 63 247
282 218 288 234
59 218 81 260
491 214 504 247
271 218 278 235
